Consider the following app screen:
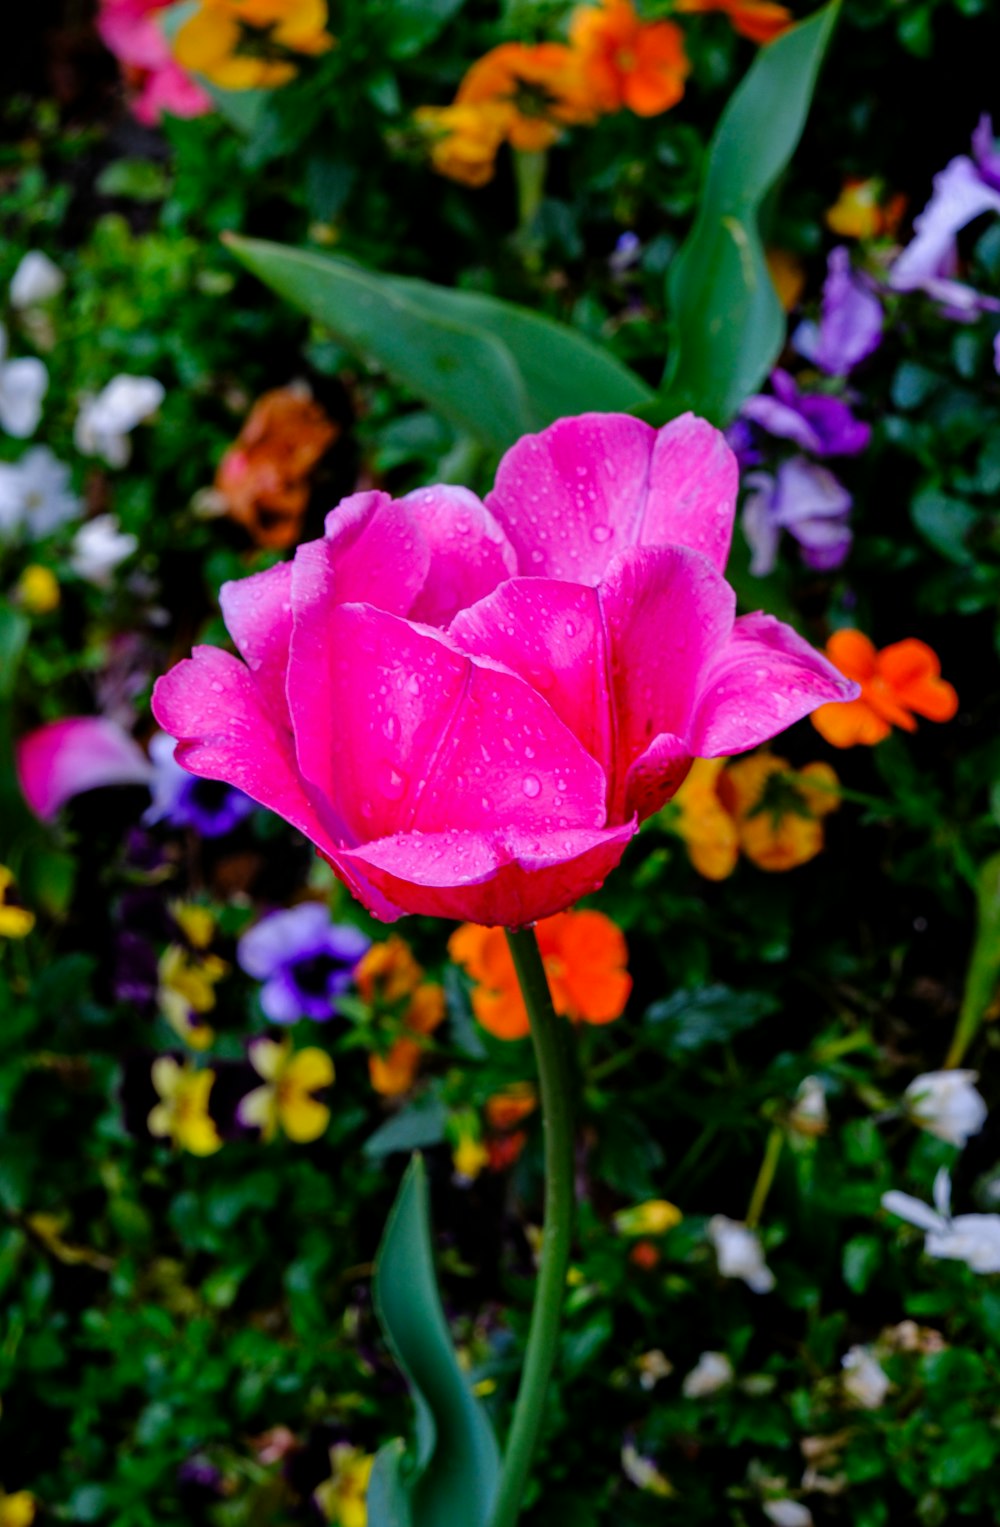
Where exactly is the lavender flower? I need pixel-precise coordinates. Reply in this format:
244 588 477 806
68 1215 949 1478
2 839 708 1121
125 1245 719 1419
741 369 870 457
793 246 884 376
143 731 255 837
237 903 371 1024
742 457 853 577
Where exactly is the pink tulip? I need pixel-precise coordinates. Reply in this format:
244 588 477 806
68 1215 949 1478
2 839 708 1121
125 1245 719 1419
152 413 857 926
17 717 153 821
97 0 211 126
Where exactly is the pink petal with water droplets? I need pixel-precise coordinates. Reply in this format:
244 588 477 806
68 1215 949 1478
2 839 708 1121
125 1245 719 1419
402 484 518 626
690 612 861 756
219 560 293 724
17 716 152 820
641 414 739 573
623 732 693 820
310 490 430 614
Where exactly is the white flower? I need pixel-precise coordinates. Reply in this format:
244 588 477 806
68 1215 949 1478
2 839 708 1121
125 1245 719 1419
621 1442 672 1497
763 1502 813 1527
682 1350 734 1398
790 1075 829 1137
10 251 65 308
903 1069 987 1147
74 375 165 467
841 1345 891 1409
0 322 47 438
69 514 138 586
707 1215 775 1294
883 1168 1000 1274
0 447 81 541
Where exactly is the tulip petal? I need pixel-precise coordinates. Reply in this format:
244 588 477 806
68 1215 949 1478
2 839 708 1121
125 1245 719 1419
219 559 294 724
401 484 518 626
307 490 431 616
17 716 152 821
691 612 860 756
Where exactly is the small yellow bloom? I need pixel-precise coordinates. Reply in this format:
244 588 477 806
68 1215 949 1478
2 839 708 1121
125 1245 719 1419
668 758 740 881
0 866 34 940
613 1199 683 1237
148 1056 222 1155
157 903 227 1048
240 1035 334 1143
414 102 511 188
0 1492 36 1527
668 754 840 876
174 0 333 91
826 177 906 240
15 564 60 615
314 1443 374 1527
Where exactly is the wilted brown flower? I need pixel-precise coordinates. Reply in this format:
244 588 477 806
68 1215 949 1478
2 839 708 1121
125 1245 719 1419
215 384 337 549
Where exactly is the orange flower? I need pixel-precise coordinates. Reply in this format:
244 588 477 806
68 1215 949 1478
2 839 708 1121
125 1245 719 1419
811 631 958 748
215 385 337 549
669 753 840 876
174 0 333 89
456 42 597 152
673 0 793 44
448 909 631 1041
356 937 446 1096
569 0 690 117
485 1082 537 1132
414 102 512 187
825 177 907 240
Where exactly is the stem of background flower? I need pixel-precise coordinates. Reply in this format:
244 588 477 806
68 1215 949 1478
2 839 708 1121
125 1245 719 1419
745 1125 785 1230
491 927 575 1527
513 150 547 270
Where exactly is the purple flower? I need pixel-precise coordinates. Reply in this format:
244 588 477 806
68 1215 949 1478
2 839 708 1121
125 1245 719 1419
237 903 371 1023
724 417 765 470
888 114 1000 318
741 370 871 457
743 457 853 577
793 247 884 376
144 731 255 837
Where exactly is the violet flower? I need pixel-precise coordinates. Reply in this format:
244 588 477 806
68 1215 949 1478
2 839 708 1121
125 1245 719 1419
237 903 371 1024
742 457 853 577
793 246 884 376
888 114 1000 319
143 732 255 838
741 369 871 458
724 417 764 470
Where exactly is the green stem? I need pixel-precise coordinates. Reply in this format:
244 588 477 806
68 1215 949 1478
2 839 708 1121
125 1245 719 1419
491 928 575 1527
745 1125 784 1230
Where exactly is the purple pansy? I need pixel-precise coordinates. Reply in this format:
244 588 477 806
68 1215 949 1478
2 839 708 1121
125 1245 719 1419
741 369 871 457
724 417 765 471
793 246 884 376
144 730 255 837
237 903 371 1024
888 114 1000 319
742 457 853 577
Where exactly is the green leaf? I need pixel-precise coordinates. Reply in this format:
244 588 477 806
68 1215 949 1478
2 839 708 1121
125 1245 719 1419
377 0 467 58
652 1 841 425
0 603 37 863
947 853 1000 1065
644 984 778 1053
372 1155 500 1527
224 236 652 453
363 1094 448 1159
368 1442 414 1527
910 487 978 565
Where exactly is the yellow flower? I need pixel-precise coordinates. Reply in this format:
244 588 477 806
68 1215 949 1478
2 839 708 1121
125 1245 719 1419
240 1036 334 1143
0 1493 36 1527
667 759 740 881
157 904 228 1049
314 1443 374 1527
613 1199 683 1237
668 754 840 876
148 1057 222 1155
0 866 34 940
174 0 332 91
449 1113 490 1183
826 177 906 240
414 102 512 188
15 564 60 615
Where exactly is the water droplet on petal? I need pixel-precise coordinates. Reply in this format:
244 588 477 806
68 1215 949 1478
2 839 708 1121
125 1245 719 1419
591 524 612 544
378 763 407 801
383 715 399 742
522 774 541 799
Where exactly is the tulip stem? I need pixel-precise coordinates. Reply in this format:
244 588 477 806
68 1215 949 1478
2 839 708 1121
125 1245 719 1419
491 927 575 1527
745 1125 785 1230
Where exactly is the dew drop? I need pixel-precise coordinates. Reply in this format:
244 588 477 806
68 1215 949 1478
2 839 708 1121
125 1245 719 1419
406 675 421 696
591 524 612 544
564 618 577 638
522 774 541 799
378 763 407 801
383 715 399 742
210 681 225 694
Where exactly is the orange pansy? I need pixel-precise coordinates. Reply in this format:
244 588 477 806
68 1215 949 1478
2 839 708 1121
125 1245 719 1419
673 0 793 44
811 630 958 748
448 909 631 1041
456 42 597 152
357 937 446 1097
215 385 337 549
669 753 840 875
570 0 690 117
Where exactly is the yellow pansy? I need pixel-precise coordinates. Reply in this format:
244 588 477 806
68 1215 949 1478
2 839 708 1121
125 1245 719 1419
0 867 34 940
314 1443 374 1527
667 758 740 881
148 1057 222 1155
668 754 840 877
174 0 332 91
239 1036 334 1143
449 1111 489 1183
0 1493 35 1527
15 565 60 615
414 102 512 188
613 1199 683 1237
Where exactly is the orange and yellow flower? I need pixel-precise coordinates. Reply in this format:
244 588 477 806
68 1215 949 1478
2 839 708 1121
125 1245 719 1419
670 753 840 878
448 909 631 1041
215 385 338 549
569 0 690 117
356 936 446 1096
174 0 333 90
825 177 907 240
673 0 793 45
414 103 512 188
811 630 958 748
456 42 597 152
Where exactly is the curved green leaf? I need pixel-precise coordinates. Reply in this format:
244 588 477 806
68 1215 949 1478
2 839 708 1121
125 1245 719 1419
0 604 35 863
367 1442 414 1527
652 1 841 426
371 1155 500 1527
946 853 1000 1067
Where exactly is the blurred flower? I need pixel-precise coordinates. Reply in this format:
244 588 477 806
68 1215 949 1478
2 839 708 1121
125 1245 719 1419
313 1442 373 1527
215 384 338 550
789 1075 829 1137
158 903 228 1050
668 758 740 878
621 1440 673 1496
674 0 793 44
670 753 839 878
0 324 47 438
0 1492 35 1527
415 102 511 187
69 514 138 586
765 247 806 311
9 252 64 309
174 0 334 91
682 1350 734 1397
613 1199 682 1237
0 866 34 939
485 1082 537 1132
569 0 690 118
17 716 152 822
148 1056 222 1154
763 1503 813 1527
707 1215 775 1293
826 176 905 240
793 246 884 376
355 937 445 1095
903 1069 986 1147
97 0 211 123
14 564 60 615
238 1035 334 1142
841 1345 891 1409
883 1168 1000 1273
742 369 870 457
456 43 597 152
74 375 165 467
144 732 255 837
449 909 630 1040
742 458 854 574
450 1111 490 1183
238 903 370 1024
889 114 1000 318
636 1349 673 1390
0 448 81 543
811 630 958 748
